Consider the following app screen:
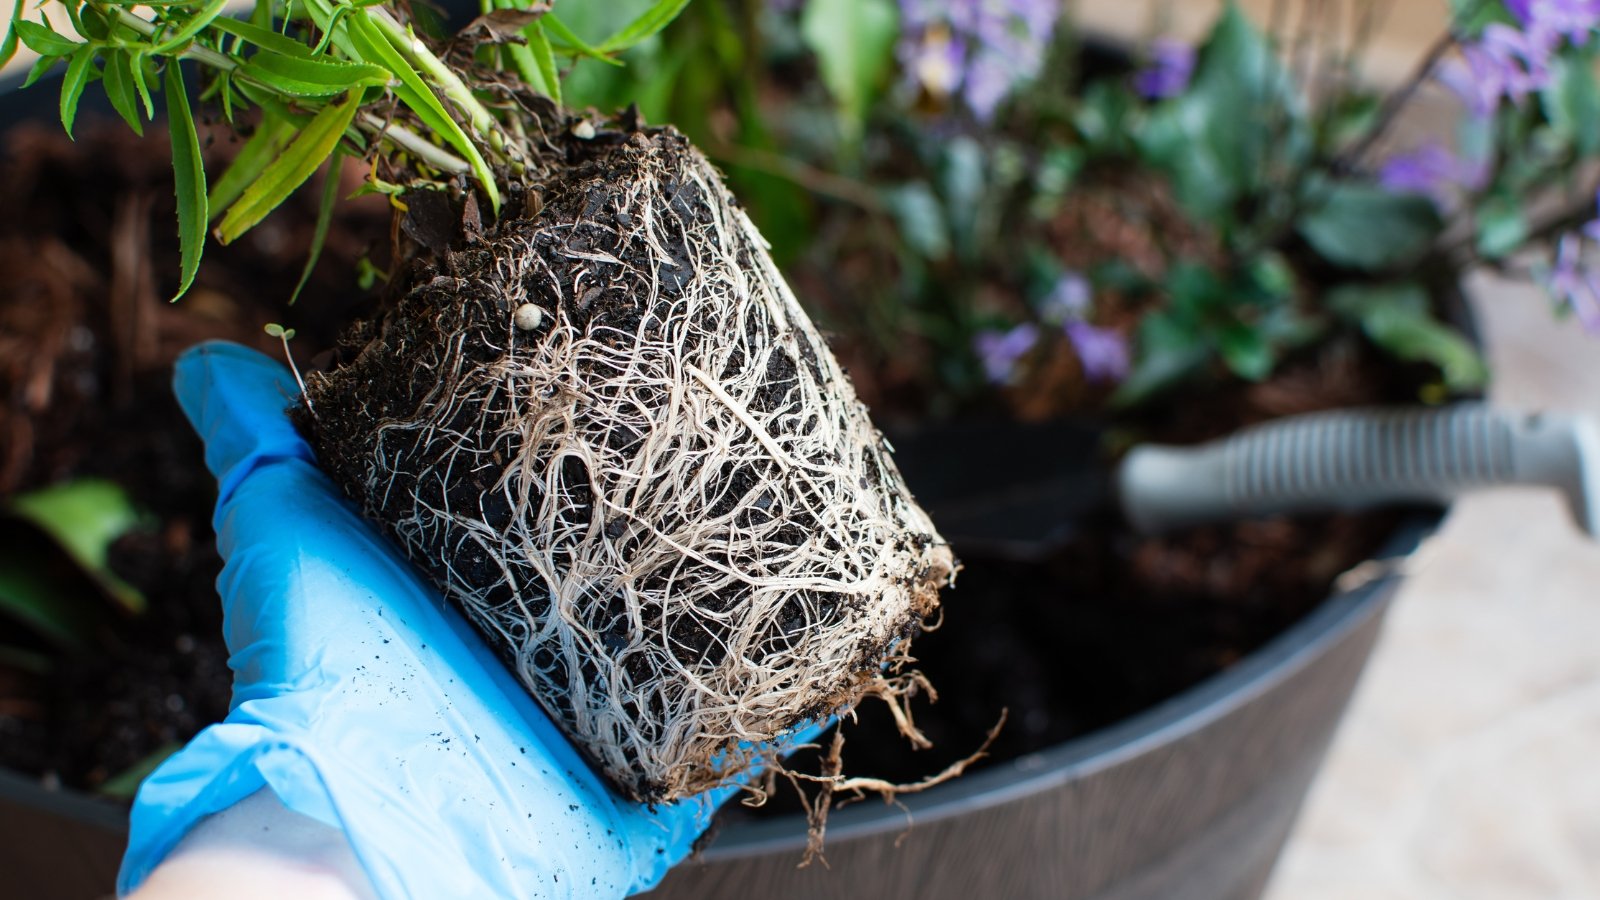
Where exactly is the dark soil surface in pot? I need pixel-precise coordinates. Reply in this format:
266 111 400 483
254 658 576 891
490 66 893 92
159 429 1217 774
0 124 1423 805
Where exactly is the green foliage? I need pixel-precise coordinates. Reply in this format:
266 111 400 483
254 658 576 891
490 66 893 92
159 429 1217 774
800 0 898 149
1328 284 1488 392
1296 181 1443 272
167 61 207 300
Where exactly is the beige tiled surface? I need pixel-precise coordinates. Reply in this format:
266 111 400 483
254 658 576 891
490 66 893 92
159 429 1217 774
1263 275 1600 899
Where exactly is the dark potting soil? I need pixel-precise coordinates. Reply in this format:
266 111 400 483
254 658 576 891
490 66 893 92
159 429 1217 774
1 124 1421 812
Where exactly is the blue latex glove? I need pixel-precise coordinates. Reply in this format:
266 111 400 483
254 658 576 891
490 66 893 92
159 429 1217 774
120 341 813 898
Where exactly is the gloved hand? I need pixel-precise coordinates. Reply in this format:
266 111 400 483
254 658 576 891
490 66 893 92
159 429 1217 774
119 341 815 899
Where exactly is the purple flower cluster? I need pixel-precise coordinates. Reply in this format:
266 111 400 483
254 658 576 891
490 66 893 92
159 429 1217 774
1545 191 1600 333
971 272 1130 386
1135 38 1196 100
1378 141 1489 209
1439 1 1600 115
898 0 1062 120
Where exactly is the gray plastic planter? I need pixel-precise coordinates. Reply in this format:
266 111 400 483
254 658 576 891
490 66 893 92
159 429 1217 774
0 519 1426 900
643 521 1431 900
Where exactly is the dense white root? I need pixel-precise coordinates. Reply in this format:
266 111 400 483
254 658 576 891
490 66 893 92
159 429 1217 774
306 128 953 802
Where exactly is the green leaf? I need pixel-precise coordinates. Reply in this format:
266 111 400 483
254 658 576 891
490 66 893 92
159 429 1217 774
1329 283 1488 392
290 152 344 304
1542 51 1600 156
21 53 59 89
59 47 96 139
885 182 950 261
1135 2 1304 221
238 50 392 98
1218 322 1273 381
218 89 361 244
8 479 147 615
128 51 155 120
0 0 26 70
102 49 146 137
211 16 316 58
596 0 692 53
800 0 898 145
150 0 230 53
525 21 561 105
15 20 79 57
1296 180 1443 271
207 115 295 217
1475 192 1526 260
543 13 618 64
167 62 207 302
1111 311 1212 408
99 743 182 800
0 644 51 675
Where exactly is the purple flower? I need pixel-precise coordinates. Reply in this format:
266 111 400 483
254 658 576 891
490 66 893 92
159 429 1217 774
1442 21 1556 114
974 323 1041 384
1546 234 1600 333
1519 0 1600 46
1040 271 1092 323
1135 38 1196 99
1378 142 1489 209
1064 321 1131 383
897 0 1063 120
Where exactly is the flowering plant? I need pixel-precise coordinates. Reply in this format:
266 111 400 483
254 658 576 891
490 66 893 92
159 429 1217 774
563 0 1600 416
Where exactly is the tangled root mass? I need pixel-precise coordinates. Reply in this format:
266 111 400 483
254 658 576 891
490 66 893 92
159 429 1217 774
301 125 955 804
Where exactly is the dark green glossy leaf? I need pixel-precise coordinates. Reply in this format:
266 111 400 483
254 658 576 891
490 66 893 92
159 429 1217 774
238 50 392 97
15 20 79 57
151 0 230 53
290 151 344 304
218 90 360 244
1296 181 1442 271
102 49 146 136
59 46 96 139
212 16 316 58
597 0 691 53
167 62 207 302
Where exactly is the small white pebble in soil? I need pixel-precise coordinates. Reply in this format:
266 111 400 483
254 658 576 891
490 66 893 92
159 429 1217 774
514 303 543 331
572 120 596 140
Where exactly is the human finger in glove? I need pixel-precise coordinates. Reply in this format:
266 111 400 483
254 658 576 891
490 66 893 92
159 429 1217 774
120 341 819 899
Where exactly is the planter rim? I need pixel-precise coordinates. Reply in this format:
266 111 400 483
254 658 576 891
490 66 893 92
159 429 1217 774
695 513 1437 860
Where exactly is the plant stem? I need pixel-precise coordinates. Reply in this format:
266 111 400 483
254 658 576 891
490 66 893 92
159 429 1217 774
112 6 235 71
359 110 470 173
364 6 508 161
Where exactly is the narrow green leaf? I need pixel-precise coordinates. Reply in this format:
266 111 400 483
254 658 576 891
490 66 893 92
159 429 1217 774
15 19 79 57
9 479 147 615
129 51 155 120
542 13 619 64
238 50 392 97
218 90 361 244
166 63 207 302
102 50 146 136
505 42 553 100
525 21 560 105
0 644 51 675
99 743 182 800
151 0 230 53
0 0 26 70
21 54 58 89
59 47 96 139
596 0 692 53
212 16 316 57
208 115 295 215
343 11 498 208
291 152 343 304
